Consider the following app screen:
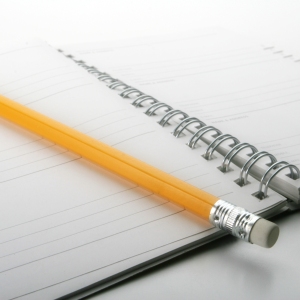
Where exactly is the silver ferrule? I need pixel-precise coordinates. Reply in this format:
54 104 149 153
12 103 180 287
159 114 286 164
209 199 261 243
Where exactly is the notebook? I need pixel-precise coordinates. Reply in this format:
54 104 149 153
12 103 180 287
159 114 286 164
0 28 299 299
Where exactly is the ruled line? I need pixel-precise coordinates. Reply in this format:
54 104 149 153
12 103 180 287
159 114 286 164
24 83 93 105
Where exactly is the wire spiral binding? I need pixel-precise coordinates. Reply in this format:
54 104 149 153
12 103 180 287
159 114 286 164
158 109 189 127
172 117 206 138
236 151 277 187
254 161 300 199
187 126 222 149
132 95 158 108
144 103 173 116
98 74 117 83
120 87 143 98
61 51 298 200
108 81 130 90
203 134 240 161
218 143 258 173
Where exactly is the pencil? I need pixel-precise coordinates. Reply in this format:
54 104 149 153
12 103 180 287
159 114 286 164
0 95 279 248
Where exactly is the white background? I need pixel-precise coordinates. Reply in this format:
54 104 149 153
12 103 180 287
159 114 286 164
1 1 300 299
1 0 300 57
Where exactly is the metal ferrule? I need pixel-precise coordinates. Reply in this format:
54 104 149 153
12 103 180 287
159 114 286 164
209 199 261 243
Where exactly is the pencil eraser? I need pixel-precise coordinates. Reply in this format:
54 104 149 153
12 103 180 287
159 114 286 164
249 218 279 248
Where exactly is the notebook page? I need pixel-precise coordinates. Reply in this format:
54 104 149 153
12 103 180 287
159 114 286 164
0 40 285 299
64 28 300 198
63 28 300 163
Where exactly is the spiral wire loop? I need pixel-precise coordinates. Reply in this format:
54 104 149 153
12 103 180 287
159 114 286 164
237 151 277 186
119 87 143 98
132 95 158 108
158 110 189 127
172 117 206 138
108 81 130 90
256 161 300 199
97 74 117 83
87 68 103 76
187 126 222 149
220 143 258 173
203 134 240 160
144 103 173 116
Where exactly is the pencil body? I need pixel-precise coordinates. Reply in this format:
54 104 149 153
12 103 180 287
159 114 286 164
0 95 281 248
0 95 217 220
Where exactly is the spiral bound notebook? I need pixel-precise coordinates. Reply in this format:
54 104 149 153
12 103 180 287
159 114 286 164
0 29 299 299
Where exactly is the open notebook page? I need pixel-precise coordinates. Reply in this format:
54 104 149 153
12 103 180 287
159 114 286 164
64 28 300 189
0 40 285 299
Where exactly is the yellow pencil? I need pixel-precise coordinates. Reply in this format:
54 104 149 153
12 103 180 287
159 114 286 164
0 95 279 248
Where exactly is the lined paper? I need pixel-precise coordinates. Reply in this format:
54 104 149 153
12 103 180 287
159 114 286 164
0 36 286 299
66 28 300 166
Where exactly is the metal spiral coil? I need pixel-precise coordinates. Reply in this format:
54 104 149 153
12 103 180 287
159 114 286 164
61 49 296 201
255 161 300 199
203 134 240 160
219 143 258 173
236 151 277 187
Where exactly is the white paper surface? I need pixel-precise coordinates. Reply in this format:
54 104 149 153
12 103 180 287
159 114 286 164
65 28 300 166
0 35 287 299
